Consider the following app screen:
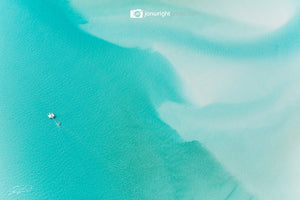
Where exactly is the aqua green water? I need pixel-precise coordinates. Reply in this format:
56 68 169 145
0 0 256 199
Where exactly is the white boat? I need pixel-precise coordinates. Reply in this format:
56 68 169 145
48 113 55 119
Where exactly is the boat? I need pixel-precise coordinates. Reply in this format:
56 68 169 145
48 113 55 119
56 122 61 126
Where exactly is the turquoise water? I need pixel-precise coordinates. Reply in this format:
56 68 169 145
0 0 260 199
66 0 300 199
72 0 300 198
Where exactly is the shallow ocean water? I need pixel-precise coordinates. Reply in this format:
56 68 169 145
67 0 300 199
0 0 257 199
2 0 300 199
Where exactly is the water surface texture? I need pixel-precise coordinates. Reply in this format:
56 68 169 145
1 0 299 199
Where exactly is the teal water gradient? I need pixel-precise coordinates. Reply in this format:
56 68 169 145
0 0 256 199
68 0 300 199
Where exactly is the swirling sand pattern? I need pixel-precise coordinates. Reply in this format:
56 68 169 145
2 0 298 199
67 0 300 199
